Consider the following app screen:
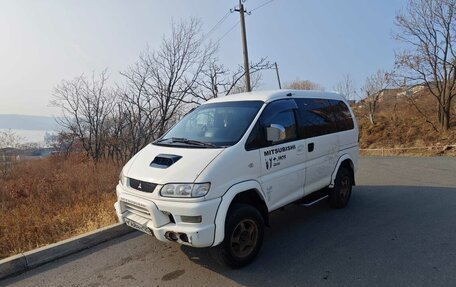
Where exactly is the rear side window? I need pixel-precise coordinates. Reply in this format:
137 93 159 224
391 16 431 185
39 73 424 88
295 98 336 138
330 100 354 131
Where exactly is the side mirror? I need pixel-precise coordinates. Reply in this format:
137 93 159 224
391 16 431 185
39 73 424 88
265 124 286 143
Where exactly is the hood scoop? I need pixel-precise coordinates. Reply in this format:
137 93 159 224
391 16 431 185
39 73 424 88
150 154 182 169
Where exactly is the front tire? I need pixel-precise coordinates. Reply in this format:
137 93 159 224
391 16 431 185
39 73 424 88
217 204 264 268
328 167 352 208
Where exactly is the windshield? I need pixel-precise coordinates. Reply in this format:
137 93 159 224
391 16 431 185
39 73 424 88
155 101 264 148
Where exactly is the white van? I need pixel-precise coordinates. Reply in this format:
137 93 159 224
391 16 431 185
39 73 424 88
114 89 359 268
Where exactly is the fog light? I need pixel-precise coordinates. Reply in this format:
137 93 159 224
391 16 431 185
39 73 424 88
181 215 202 223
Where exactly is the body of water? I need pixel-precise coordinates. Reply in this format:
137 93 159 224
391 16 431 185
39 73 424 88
0 129 56 145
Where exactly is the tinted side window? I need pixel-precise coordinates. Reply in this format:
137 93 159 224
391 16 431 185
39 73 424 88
263 109 297 140
295 98 336 138
246 100 298 150
330 100 354 131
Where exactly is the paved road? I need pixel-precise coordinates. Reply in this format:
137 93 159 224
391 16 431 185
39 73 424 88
3 157 456 287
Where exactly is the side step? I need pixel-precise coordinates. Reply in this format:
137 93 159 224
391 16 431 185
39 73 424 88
297 188 329 207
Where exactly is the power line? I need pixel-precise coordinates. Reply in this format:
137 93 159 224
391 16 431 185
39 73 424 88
206 0 276 42
215 0 276 93
216 20 240 44
250 0 275 12
204 11 231 39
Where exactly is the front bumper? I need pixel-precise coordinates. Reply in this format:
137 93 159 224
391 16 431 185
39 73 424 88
114 184 221 248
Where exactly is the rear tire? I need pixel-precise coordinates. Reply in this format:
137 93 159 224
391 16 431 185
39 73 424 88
328 167 352 208
217 203 264 268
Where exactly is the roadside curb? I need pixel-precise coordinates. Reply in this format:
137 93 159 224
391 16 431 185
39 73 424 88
0 223 133 280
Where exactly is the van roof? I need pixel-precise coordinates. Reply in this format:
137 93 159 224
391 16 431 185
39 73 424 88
204 89 346 104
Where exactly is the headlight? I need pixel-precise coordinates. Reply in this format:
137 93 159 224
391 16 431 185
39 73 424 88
119 170 127 186
160 183 210 198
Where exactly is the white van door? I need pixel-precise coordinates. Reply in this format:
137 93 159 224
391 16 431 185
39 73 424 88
245 99 306 211
294 98 339 194
305 134 339 192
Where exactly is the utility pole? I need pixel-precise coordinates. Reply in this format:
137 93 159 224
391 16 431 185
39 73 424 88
274 62 282 89
234 0 251 92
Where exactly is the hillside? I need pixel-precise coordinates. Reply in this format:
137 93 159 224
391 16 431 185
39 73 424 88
353 87 456 156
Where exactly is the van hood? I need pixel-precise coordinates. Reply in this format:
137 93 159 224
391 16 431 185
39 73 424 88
124 144 225 184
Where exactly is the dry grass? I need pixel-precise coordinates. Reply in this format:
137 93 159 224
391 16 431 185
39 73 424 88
354 91 456 156
0 154 120 260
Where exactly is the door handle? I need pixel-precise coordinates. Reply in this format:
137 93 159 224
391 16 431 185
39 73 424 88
308 142 314 152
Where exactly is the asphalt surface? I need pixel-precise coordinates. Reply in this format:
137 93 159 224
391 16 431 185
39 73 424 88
2 156 456 287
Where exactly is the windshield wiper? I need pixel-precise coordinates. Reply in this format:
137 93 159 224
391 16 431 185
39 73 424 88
154 138 169 143
170 137 218 148
155 137 217 148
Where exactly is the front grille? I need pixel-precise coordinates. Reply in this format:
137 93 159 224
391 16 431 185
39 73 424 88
122 201 152 220
129 178 157 193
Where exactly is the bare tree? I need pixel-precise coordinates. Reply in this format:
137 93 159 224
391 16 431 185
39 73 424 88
285 79 324 91
143 18 217 136
187 58 228 103
0 130 23 176
0 130 23 149
361 70 391 125
51 18 275 161
116 18 218 157
45 131 77 157
51 70 116 161
225 59 273 95
334 74 357 101
186 57 273 104
118 59 161 159
394 0 456 131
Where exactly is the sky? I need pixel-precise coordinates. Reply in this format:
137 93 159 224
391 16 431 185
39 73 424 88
0 0 406 117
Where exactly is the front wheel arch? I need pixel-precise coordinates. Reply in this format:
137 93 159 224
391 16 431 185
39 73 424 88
213 181 268 247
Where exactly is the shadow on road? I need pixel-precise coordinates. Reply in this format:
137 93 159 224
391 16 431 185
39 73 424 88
180 185 456 286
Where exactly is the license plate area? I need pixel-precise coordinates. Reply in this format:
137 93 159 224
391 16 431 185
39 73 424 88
125 218 153 236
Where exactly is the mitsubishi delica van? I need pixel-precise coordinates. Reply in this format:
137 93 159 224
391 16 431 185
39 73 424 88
114 89 359 268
